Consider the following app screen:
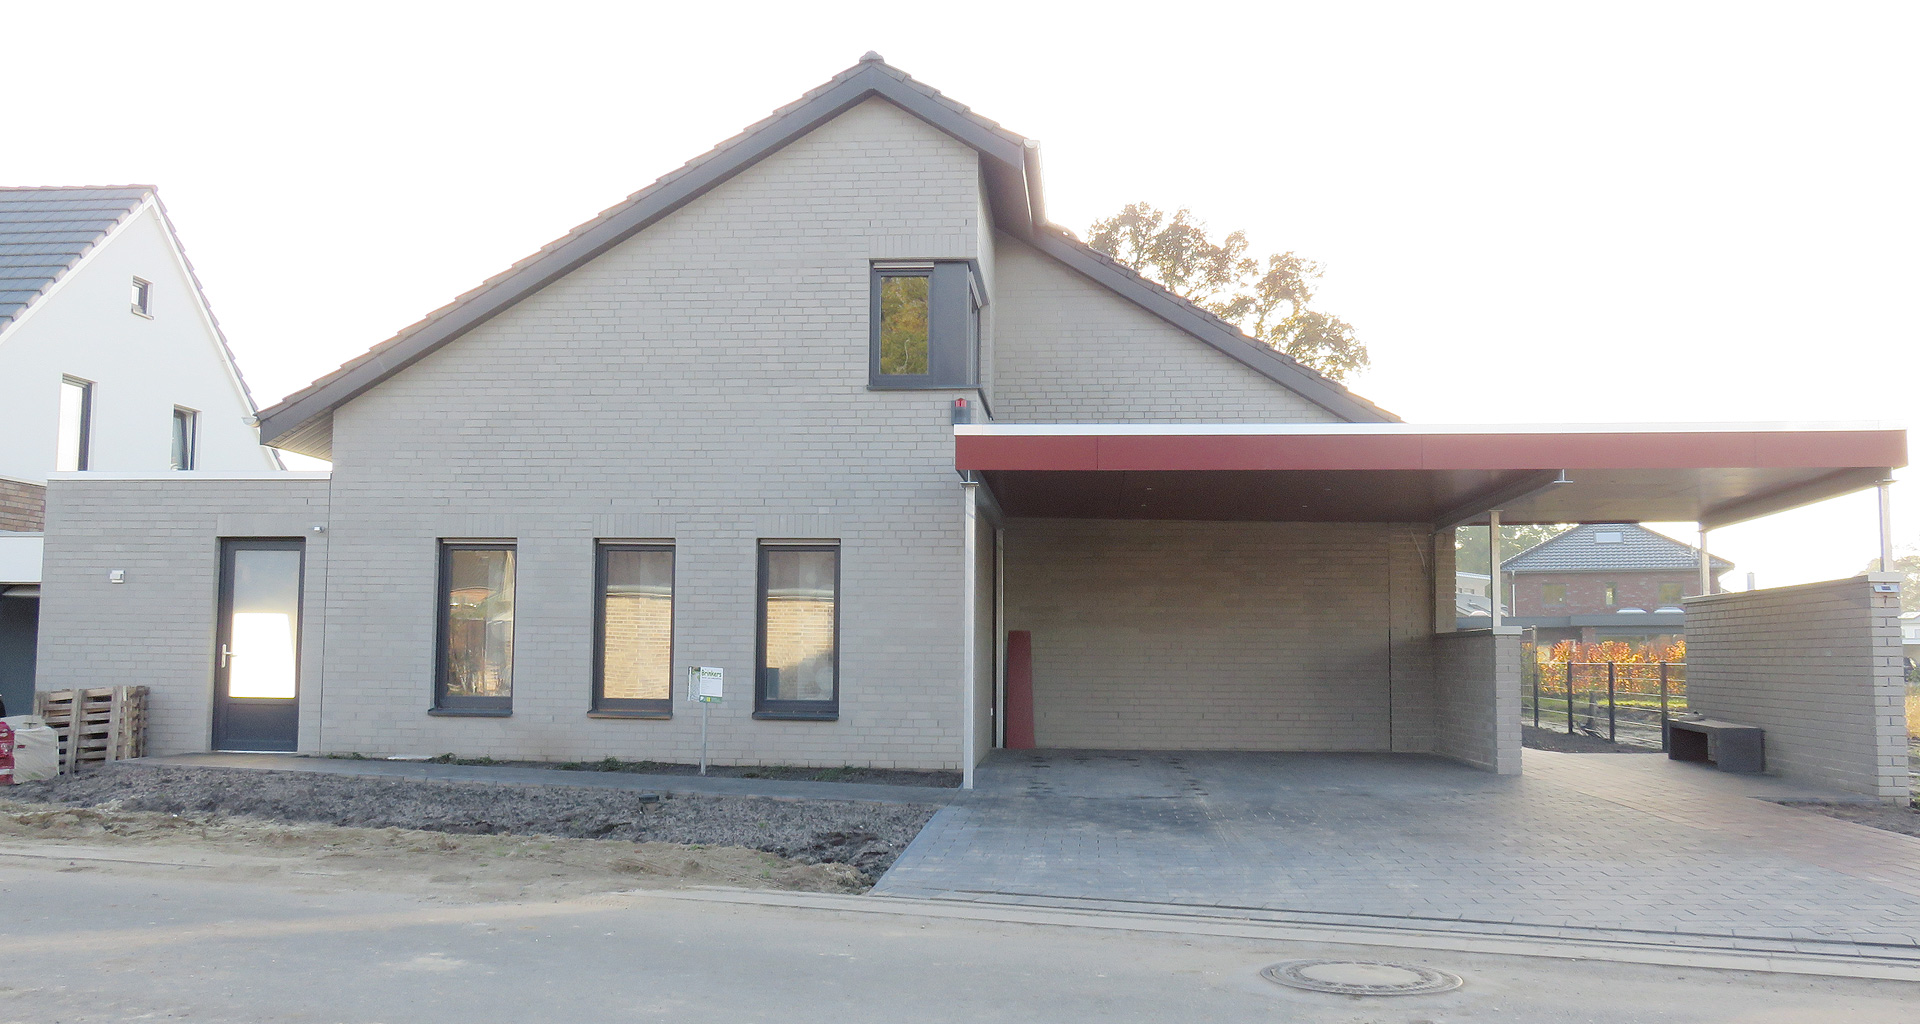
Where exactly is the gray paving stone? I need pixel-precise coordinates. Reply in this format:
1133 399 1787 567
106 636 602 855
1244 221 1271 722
873 748 1920 954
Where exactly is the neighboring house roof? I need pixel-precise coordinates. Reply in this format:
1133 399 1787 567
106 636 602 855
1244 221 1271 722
255 54 1395 459
0 186 153 330
1502 523 1734 574
0 184 265 417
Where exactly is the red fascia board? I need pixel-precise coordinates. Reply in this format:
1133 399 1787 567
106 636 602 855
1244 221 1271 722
956 429 1906 473
1092 433 1425 471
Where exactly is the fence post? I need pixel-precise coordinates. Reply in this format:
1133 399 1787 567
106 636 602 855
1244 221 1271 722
1659 661 1669 752
1606 661 1617 744
1566 661 1576 735
1532 659 1541 729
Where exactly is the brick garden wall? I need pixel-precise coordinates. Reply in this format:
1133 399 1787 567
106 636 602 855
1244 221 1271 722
1432 628 1522 774
1685 574 1908 800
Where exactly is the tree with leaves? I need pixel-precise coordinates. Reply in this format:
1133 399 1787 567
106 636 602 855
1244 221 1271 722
1085 203 1369 382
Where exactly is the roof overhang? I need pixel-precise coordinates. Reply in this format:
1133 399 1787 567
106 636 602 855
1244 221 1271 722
956 422 1906 529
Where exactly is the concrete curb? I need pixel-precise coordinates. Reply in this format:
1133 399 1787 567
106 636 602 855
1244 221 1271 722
648 887 1920 982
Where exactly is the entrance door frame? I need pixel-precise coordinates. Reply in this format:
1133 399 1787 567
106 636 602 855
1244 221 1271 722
210 537 306 752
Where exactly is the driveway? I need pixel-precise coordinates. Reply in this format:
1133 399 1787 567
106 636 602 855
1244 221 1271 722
874 749 1920 960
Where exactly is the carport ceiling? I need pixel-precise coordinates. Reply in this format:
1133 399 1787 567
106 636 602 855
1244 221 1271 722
956 424 1906 528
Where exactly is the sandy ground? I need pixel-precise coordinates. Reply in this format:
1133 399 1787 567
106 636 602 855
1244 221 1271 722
4 763 937 891
1791 801 1920 839
0 796 884 899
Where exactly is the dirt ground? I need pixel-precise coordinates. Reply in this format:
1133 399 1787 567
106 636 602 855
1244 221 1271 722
4 764 937 891
1522 724 1661 754
411 754 959 788
1788 801 1920 839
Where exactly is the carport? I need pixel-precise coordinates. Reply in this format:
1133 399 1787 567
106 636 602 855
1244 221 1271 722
955 421 1907 795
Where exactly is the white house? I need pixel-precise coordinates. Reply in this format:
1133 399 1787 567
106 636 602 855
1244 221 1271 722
0 186 278 715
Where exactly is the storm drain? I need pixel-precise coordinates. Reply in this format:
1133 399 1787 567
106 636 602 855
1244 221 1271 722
1261 959 1462 996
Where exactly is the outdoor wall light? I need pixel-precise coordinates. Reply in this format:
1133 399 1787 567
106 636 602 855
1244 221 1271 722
109 570 125 584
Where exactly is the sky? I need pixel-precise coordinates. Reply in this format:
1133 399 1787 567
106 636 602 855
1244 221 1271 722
6 1 1915 587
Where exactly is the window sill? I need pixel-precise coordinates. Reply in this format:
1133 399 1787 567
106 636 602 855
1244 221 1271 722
130 309 154 320
866 382 979 391
428 707 512 718
752 710 839 722
587 710 673 721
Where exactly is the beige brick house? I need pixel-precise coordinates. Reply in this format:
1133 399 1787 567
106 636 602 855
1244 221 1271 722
32 57 1906 787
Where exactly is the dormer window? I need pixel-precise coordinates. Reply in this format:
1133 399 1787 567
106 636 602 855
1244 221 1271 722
869 261 980 388
131 277 152 316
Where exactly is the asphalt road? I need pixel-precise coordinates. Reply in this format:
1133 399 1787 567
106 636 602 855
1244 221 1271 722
0 851 1914 1023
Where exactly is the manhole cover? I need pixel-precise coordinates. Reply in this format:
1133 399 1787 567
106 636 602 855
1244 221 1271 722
1261 959 1462 996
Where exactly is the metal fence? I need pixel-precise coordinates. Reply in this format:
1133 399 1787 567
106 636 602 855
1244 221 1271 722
1523 661 1687 750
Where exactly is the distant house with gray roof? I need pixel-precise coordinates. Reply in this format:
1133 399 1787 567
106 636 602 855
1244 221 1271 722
1468 522 1733 643
0 186 279 716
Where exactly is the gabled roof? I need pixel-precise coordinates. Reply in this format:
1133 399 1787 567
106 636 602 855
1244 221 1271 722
0 184 266 419
255 55 1394 459
1502 523 1734 575
0 186 152 330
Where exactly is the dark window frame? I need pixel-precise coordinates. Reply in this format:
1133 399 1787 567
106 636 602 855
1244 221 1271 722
130 277 152 317
1603 582 1620 606
1542 582 1568 605
58 375 93 471
171 406 198 471
432 541 517 716
754 542 841 721
592 542 675 719
867 260 982 390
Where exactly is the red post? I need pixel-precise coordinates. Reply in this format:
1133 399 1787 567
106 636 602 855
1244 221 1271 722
1004 630 1037 750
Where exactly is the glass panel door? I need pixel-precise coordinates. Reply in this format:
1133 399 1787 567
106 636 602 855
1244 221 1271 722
212 539 303 751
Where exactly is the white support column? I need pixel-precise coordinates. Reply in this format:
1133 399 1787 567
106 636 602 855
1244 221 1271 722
994 526 1006 750
1879 480 1895 572
1698 525 1712 594
1488 509 1503 630
960 481 979 790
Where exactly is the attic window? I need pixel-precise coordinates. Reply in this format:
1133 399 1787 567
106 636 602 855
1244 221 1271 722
1593 531 1624 544
870 261 981 389
130 277 152 317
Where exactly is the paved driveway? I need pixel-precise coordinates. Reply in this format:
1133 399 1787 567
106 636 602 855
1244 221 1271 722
874 749 1920 960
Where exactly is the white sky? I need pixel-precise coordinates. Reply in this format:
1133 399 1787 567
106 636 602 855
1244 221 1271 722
6 2 1914 586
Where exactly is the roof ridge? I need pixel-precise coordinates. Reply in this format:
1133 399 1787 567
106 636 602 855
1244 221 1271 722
0 184 156 193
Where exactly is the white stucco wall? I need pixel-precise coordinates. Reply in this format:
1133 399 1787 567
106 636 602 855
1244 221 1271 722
0 202 277 484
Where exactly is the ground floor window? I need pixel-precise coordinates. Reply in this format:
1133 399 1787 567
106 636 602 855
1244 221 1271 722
436 542 515 713
594 543 674 715
756 543 838 719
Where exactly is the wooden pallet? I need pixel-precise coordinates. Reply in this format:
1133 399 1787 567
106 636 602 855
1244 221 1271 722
34 686 148 774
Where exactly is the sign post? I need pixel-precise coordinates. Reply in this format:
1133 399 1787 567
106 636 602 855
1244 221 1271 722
687 666 723 775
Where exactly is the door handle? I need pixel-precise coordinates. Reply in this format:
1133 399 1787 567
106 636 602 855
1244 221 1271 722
220 644 236 668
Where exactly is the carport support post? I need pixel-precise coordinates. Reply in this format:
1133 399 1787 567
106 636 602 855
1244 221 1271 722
960 480 979 790
1879 480 1895 571
1488 509 1503 630
1698 525 1711 595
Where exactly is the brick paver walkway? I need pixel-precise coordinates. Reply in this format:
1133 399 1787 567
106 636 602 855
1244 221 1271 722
873 749 1920 957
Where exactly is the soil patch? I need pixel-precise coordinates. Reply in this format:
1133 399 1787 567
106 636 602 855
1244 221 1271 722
0 798 872 898
1523 725 1660 754
1786 800 1920 840
404 754 959 788
10 763 935 879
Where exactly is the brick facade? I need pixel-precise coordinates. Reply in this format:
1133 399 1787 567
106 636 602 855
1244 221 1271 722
0 478 45 532
1510 570 1705 615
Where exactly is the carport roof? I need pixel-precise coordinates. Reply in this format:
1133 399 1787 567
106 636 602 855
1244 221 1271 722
956 422 1907 529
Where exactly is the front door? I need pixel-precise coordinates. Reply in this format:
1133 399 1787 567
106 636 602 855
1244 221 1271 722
211 539 304 751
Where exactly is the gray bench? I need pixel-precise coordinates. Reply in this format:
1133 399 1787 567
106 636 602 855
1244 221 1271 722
1665 718 1765 773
